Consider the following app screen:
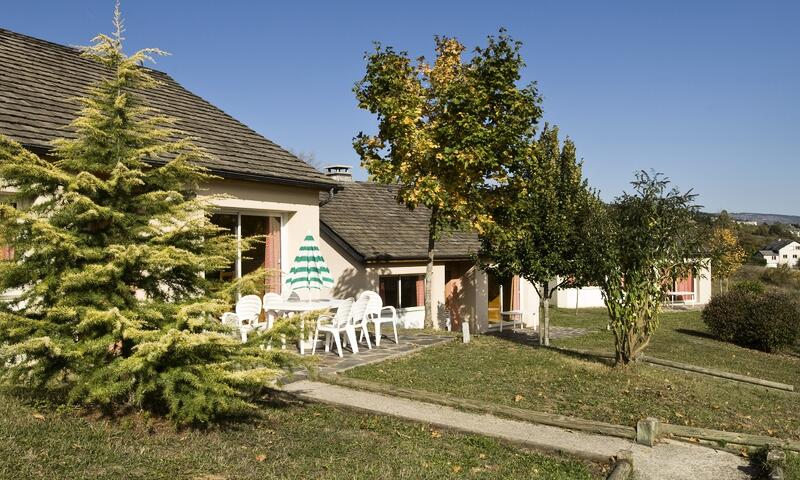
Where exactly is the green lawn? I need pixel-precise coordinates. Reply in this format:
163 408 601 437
0 392 602 480
788 453 800 480
344 310 800 441
550 308 800 387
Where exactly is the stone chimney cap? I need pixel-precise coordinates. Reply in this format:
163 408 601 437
324 165 353 182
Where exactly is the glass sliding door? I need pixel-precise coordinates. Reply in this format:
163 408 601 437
209 212 282 293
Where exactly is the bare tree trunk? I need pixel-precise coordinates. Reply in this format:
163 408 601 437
424 209 437 330
540 282 551 346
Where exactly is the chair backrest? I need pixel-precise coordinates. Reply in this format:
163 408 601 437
263 292 282 307
331 298 354 328
349 292 370 325
235 294 262 322
363 291 383 318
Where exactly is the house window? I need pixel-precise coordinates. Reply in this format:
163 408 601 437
379 275 424 309
208 212 282 292
783 254 788 259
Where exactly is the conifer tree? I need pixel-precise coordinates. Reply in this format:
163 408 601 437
0 7 289 424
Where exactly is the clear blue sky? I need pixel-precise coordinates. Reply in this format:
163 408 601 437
5 1 799 214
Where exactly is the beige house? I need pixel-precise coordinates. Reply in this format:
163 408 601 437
0 28 540 332
317 168 539 332
0 27 336 298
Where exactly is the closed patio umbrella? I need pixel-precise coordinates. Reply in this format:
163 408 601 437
285 233 334 293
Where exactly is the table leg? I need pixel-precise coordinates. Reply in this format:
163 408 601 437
299 320 305 355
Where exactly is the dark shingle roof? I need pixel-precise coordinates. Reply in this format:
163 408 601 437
762 239 797 253
320 181 480 262
0 28 335 189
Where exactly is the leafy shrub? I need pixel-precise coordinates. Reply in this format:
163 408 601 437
731 280 765 295
760 265 800 290
702 290 800 352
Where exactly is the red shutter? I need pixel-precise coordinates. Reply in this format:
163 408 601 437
0 246 12 261
511 276 520 310
416 276 425 307
674 272 694 301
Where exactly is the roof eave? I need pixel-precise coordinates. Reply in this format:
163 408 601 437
20 142 337 191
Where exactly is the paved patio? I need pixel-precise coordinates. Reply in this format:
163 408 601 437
310 333 455 375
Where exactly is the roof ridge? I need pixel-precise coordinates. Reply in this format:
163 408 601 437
0 27 171 76
0 26 334 188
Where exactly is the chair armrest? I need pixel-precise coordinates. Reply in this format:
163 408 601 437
380 306 397 318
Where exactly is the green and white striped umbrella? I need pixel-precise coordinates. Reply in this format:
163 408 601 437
285 233 334 291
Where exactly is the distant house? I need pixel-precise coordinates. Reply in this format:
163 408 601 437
318 167 539 332
757 239 800 268
548 260 713 309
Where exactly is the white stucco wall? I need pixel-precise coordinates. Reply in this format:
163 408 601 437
201 178 322 291
777 242 800 268
519 278 540 330
551 285 606 309
695 260 712 305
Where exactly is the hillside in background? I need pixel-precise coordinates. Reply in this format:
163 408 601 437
729 212 800 225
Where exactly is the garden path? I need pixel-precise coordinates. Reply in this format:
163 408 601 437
284 380 755 480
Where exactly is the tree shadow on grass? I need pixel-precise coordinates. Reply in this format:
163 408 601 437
487 331 615 367
674 328 716 341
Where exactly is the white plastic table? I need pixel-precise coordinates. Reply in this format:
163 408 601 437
267 299 350 355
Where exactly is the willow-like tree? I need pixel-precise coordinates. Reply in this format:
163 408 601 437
0 9 289 424
585 171 703 365
479 125 598 345
354 31 542 328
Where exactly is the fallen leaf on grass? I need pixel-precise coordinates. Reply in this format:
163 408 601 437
478 453 487 459
31 413 45 420
514 394 525 403
452 465 462 473
739 448 749 458
255 454 266 462
430 430 441 438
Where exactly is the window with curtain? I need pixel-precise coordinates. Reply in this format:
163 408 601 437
379 275 424 309
207 213 281 292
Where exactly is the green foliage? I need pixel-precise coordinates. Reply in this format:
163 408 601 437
478 125 599 345
353 30 542 328
761 264 800 290
706 226 745 281
0 11 291 424
584 171 703 365
731 280 765 295
702 290 800 352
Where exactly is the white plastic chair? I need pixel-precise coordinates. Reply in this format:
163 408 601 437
312 298 354 357
346 292 372 350
221 294 262 342
260 292 283 331
362 291 399 346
